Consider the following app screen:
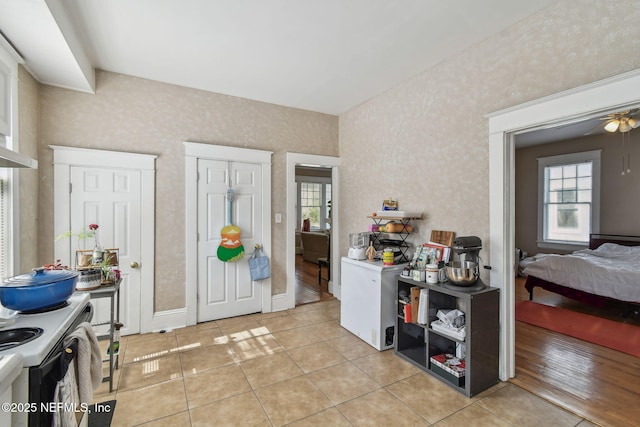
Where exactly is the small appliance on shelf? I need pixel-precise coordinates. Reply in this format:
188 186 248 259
348 232 369 260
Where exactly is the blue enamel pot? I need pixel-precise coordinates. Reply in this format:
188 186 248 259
0 268 78 311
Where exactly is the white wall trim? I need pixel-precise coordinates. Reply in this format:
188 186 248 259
184 142 273 326
271 293 289 313
49 145 157 169
487 67 640 381
286 153 340 308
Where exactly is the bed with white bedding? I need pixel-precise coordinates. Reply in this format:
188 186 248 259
523 234 640 306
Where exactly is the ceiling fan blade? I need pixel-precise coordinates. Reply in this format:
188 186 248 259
584 121 606 135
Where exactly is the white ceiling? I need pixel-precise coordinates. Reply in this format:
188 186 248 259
0 0 557 115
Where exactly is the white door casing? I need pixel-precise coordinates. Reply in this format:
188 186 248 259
196 159 263 321
285 153 340 310
185 142 272 325
51 145 156 334
486 68 640 381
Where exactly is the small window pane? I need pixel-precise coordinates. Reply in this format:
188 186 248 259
549 191 561 203
562 190 577 203
549 179 563 191
577 163 592 177
577 190 591 202
577 177 591 190
564 178 576 190
563 165 576 178
549 166 563 179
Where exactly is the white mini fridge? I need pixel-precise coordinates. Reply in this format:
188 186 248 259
340 257 407 350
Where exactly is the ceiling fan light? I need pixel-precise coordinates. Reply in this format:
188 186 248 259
628 117 640 129
604 120 620 132
619 121 632 132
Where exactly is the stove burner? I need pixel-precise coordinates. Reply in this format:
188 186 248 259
20 301 70 314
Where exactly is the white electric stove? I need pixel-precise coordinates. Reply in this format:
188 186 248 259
0 293 91 367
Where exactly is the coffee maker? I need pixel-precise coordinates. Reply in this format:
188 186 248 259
348 232 369 260
446 236 486 291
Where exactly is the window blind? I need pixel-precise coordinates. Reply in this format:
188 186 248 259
0 178 6 279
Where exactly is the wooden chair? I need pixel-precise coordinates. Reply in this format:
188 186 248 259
318 234 330 287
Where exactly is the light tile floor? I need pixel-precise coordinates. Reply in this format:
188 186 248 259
94 299 597 426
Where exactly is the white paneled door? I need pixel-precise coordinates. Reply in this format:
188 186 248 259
70 167 142 335
197 159 263 322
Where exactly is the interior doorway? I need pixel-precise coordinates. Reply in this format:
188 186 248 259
295 165 333 305
286 153 340 309
487 68 640 381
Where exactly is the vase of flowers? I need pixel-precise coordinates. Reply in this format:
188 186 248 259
89 223 104 264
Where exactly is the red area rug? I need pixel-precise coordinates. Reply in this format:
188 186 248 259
515 300 640 357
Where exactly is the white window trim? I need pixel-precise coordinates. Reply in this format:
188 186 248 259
0 36 23 277
536 150 601 250
296 175 331 231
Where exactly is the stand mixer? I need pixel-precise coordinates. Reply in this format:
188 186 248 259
445 236 486 291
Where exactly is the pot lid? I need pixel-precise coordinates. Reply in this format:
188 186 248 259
1 268 78 288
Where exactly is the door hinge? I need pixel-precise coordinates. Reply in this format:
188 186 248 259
69 182 72 193
196 171 200 182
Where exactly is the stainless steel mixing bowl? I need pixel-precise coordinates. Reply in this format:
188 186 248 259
445 261 479 286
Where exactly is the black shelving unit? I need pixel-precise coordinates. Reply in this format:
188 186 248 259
395 276 500 397
367 215 421 263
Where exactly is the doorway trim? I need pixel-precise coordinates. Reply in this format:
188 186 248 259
184 142 273 326
487 68 640 381
285 153 341 310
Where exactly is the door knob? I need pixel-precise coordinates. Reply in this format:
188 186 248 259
130 262 139 268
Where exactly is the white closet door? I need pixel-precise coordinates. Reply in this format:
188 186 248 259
197 159 263 321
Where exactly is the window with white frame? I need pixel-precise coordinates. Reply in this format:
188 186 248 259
537 150 601 249
0 38 20 278
297 177 331 231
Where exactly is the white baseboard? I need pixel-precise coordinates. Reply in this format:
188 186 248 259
140 295 295 335
271 293 290 312
142 307 188 334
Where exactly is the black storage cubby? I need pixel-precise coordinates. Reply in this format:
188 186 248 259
395 276 500 397
396 321 426 366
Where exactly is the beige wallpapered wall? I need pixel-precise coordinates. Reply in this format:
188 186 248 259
515 131 640 257
338 0 640 278
17 67 40 273
36 71 338 310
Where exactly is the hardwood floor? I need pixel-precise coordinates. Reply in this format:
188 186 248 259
295 254 334 306
513 277 640 427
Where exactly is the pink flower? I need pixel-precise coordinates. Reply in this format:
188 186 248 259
89 224 99 231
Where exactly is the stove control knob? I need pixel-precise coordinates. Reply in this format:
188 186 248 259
130 262 139 268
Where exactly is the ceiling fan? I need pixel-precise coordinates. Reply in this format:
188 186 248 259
597 109 640 133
